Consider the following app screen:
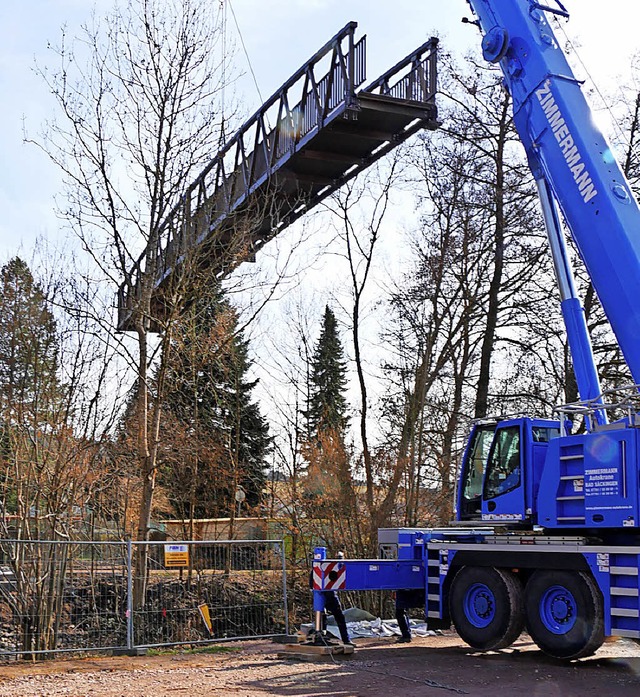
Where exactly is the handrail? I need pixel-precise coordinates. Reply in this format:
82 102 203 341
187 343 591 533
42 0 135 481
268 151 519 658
364 37 438 98
554 384 640 434
554 384 640 415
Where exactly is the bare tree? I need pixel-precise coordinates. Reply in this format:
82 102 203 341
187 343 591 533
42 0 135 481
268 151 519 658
0 249 122 654
434 55 545 418
27 0 239 603
319 156 410 549
380 51 556 525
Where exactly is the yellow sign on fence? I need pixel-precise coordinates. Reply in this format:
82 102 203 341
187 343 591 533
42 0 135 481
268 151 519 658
198 603 213 635
164 543 189 567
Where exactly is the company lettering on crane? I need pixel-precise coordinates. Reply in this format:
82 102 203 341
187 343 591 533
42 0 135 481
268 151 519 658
536 80 598 204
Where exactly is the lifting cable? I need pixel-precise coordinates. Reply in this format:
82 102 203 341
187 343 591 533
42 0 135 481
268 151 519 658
227 0 266 107
219 0 227 148
218 0 271 142
551 16 626 147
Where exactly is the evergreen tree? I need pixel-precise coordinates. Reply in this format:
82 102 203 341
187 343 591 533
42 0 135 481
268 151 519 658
306 305 349 437
0 257 62 425
0 257 66 528
302 308 353 537
159 287 270 519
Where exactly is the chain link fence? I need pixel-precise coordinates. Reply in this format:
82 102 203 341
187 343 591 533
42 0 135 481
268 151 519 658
0 539 288 658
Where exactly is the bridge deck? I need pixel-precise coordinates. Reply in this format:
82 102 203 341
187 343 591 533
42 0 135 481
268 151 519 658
117 23 438 331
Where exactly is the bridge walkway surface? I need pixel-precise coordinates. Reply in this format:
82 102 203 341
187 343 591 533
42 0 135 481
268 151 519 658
117 22 439 331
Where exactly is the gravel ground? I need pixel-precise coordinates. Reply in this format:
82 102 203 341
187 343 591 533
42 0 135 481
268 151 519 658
0 633 639 696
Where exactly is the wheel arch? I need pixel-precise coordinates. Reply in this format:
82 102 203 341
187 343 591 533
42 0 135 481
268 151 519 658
449 549 590 574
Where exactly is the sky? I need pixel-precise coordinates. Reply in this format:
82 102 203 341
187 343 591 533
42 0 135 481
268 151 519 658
1 0 639 264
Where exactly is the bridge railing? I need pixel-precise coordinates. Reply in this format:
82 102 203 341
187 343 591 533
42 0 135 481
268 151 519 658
364 36 438 102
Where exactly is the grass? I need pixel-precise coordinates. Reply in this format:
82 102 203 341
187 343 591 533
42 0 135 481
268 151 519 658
146 644 239 657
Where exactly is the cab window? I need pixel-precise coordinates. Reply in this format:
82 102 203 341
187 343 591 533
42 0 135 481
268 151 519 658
483 426 521 499
462 426 495 501
532 426 560 442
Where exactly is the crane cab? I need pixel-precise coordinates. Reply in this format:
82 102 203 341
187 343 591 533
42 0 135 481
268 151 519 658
456 417 561 524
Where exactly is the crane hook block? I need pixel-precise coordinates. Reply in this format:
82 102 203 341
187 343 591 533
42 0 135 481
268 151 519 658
482 26 509 63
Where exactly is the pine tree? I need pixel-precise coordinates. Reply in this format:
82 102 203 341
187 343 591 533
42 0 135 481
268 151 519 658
306 306 349 438
302 307 353 542
159 288 270 519
0 257 62 425
0 257 66 529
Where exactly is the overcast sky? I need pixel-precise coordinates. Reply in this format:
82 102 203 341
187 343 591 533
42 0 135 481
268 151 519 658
0 0 638 261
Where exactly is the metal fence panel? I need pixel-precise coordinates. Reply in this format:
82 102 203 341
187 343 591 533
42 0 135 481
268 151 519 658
0 539 287 658
0 540 128 657
131 540 288 648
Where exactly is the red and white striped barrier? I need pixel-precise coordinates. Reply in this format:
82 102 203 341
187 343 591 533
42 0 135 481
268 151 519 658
312 561 346 590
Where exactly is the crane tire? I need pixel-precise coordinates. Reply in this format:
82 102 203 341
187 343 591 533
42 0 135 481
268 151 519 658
524 569 604 660
449 566 525 651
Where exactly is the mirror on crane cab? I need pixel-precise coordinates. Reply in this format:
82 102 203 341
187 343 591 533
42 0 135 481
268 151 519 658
456 418 561 524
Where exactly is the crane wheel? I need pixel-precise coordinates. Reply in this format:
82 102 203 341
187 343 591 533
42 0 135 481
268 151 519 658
449 566 524 651
524 570 604 660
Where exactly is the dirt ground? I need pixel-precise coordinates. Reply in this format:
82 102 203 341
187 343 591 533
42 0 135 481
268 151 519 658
0 632 639 697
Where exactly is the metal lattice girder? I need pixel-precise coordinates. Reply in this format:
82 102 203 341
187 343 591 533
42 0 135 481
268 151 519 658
117 23 439 331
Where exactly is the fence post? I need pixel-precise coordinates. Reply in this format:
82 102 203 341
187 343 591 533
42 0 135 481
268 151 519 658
126 539 134 651
280 541 289 636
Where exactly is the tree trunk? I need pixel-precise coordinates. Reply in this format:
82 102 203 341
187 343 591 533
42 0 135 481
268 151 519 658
474 92 510 419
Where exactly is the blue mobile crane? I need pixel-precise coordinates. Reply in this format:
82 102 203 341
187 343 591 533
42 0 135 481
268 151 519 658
312 0 640 660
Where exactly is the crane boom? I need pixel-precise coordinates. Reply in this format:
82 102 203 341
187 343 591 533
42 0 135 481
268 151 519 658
467 0 640 399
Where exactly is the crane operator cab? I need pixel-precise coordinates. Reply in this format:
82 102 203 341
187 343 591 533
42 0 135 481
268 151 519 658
456 417 561 524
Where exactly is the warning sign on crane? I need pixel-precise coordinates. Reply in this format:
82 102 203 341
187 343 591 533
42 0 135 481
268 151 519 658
312 561 346 590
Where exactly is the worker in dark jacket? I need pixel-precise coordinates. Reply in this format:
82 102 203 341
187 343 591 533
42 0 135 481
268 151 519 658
395 588 425 643
322 586 352 645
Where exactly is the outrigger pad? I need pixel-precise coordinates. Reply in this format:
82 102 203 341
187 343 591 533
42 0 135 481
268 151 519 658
278 641 355 659
278 630 355 659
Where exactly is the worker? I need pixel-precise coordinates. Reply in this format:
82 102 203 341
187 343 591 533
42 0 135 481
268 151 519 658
322 551 353 645
322 586 352 645
394 588 425 643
